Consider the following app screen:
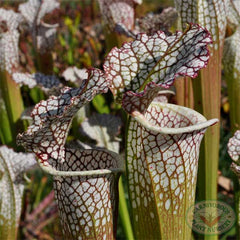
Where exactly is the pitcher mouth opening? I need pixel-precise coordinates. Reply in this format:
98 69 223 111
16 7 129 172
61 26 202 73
132 102 219 134
36 148 124 177
42 165 124 177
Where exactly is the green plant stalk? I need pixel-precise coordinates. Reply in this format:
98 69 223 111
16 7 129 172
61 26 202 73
225 68 240 134
116 103 135 240
223 27 240 239
194 44 222 193
174 52 221 239
34 177 47 208
193 48 221 239
225 69 240 239
0 71 24 148
118 176 135 240
174 76 194 108
29 87 45 104
0 96 14 145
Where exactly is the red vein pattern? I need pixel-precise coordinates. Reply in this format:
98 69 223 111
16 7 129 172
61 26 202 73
16 69 120 238
54 148 121 240
126 102 213 239
104 24 211 103
122 82 164 114
17 69 108 167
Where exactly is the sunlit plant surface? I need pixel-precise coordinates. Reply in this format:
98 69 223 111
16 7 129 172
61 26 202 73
0 0 239 240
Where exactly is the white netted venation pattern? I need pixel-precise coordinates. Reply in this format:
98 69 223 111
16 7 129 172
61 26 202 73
127 102 211 239
0 146 36 239
104 24 211 101
54 148 121 240
97 0 139 32
17 69 108 167
16 68 124 239
174 0 227 51
0 9 23 73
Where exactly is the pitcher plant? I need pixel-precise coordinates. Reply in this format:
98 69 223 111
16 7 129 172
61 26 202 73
17 68 125 239
104 23 218 238
14 3 222 240
126 102 217 239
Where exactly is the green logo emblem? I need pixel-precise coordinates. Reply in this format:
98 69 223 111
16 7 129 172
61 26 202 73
186 200 235 235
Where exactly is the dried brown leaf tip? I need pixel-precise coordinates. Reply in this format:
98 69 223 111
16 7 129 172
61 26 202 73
17 69 109 166
19 0 60 53
104 24 211 114
97 0 141 32
0 146 36 238
0 9 23 73
54 148 122 239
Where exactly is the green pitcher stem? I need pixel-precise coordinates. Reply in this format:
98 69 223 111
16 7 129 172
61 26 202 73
0 96 14 145
227 76 240 133
174 76 194 109
223 27 240 239
0 71 24 147
119 176 135 240
193 63 221 240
